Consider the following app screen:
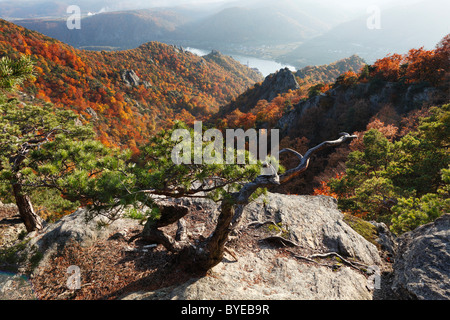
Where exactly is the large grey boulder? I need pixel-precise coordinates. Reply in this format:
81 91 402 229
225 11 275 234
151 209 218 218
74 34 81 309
24 208 141 271
123 248 372 300
122 193 382 300
11 193 385 300
241 193 381 266
391 214 450 300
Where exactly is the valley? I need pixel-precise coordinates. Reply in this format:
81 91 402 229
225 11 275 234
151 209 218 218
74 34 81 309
184 46 297 77
7 0 449 69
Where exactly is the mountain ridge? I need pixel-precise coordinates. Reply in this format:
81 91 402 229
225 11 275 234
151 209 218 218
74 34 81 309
0 19 263 149
212 54 366 125
281 0 450 66
12 0 349 51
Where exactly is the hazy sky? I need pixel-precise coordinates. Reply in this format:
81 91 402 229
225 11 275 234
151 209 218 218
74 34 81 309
0 0 441 25
0 0 426 10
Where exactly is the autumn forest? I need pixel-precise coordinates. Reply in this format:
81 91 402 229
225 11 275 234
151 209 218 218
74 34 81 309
1 15 449 235
0 19 263 151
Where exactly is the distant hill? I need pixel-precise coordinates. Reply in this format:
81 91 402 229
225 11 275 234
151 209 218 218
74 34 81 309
295 55 366 84
13 0 351 50
14 9 191 50
0 19 263 149
203 50 264 80
214 55 366 122
177 5 330 46
281 0 450 67
0 1 68 19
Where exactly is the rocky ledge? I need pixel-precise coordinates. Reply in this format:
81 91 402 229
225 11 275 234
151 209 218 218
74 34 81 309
391 214 450 300
122 193 382 300
1 194 448 300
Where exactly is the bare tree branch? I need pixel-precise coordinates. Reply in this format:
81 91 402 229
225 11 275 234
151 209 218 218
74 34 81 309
279 148 303 161
279 132 357 184
291 251 369 272
232 133 357 205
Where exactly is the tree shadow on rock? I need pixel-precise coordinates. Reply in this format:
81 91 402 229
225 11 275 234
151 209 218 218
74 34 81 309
99 239 207 300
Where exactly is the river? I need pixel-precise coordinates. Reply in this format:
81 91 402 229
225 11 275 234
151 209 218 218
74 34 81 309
185 47 296 78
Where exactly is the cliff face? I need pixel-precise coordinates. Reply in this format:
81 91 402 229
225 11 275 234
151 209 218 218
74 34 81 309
295 55 366 84
277 80 447 145
254 68 301 103
217 67 300 116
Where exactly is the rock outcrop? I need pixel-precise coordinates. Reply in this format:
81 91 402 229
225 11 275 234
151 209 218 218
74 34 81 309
0 202 25 249
241 193 381 266
120 69 151 88
6 193 448 300
122 249 373 300
391 214 450 300
122 193 382 300
255 67 300 102
24 208 141 270
85 107 98 120
217 67 299 115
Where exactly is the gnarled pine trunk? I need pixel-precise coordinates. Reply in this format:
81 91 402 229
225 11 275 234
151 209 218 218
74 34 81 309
175 199 235 273
12 183 44 232
192 133 358 272
198 199 235 271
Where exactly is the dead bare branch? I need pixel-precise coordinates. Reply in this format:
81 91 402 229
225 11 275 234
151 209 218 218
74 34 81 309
259 236 300 247
290 251 369 272
279 132 357 184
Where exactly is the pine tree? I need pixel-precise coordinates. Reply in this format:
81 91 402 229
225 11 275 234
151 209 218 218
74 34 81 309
0 56 124 232
328 104 450 233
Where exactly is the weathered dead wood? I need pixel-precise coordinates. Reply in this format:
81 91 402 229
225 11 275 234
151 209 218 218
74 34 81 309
224 247 239 261
290 251 369 272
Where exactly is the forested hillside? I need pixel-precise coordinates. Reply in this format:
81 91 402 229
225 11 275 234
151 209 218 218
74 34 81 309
216 35 449 141
213 54 366 129
0 19 262 150
295 55 366 84
280 35 449 233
